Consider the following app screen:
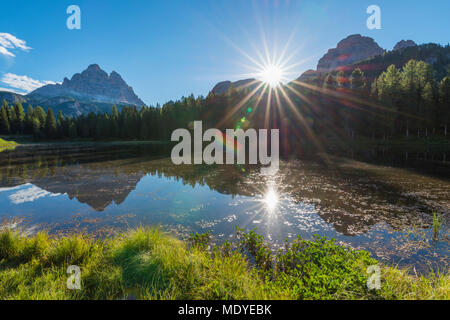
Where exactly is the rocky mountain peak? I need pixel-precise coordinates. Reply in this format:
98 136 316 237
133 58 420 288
109 71 126 85
336 34 371 48
29 64 144 106
87 63 101 71
317 34 385 72
297 34 385 82
393 40 417 51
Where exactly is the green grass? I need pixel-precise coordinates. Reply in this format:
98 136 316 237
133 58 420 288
0 138 17 152
0 228 448 300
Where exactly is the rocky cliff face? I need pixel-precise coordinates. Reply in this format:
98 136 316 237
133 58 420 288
29 64 144 106
393 40 417 51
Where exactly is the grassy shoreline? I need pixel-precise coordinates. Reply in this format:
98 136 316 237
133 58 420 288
0 228 448 300
0 138 17 152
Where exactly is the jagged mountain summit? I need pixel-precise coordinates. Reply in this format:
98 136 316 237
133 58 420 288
30 64 144 106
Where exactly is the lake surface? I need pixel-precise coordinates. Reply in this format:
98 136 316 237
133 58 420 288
0 142 448 273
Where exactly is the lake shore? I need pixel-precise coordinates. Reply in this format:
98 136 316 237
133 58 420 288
3 134 450 148
0 228 448 300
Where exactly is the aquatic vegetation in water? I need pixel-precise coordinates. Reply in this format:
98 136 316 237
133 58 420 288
432 212 443 241
188 231 211 250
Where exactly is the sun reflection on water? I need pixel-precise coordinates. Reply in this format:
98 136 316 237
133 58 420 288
263 186 279 212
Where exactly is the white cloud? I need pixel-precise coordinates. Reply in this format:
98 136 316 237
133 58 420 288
0 183 32 193
8 185 61 204
0 33 32 57
1 73 58 93
0 34 52 94
0 46 15 57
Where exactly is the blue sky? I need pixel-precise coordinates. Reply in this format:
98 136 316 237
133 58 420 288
1 0 449 105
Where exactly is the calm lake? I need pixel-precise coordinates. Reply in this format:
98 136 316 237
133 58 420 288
0 142 449 272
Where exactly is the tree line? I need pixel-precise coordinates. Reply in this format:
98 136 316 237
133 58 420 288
317 60 450 139
0 95 206 140
0 59 449 147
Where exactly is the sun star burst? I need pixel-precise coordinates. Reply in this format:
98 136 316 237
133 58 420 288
259 64 284 88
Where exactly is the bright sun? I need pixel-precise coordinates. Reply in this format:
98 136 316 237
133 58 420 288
259 64 284 88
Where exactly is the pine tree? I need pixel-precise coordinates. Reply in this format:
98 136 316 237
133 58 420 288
32 117 41 139
400 60 435 136
8 106 17 133
421 82 435 136
14 103 25 134
34 106 46 128
103 114 111 137
0 101 10 134
112 105 119 119
350 68 366 92
376 65 401 138
95 115 104 139
336 70 346 88
25 104 34 134
438 77 450 136
57 111 65 138
57 110 64 124
68 121 78 138
45 108 57 138
323 74 336 89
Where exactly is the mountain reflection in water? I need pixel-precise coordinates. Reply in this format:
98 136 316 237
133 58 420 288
0 143 448 272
